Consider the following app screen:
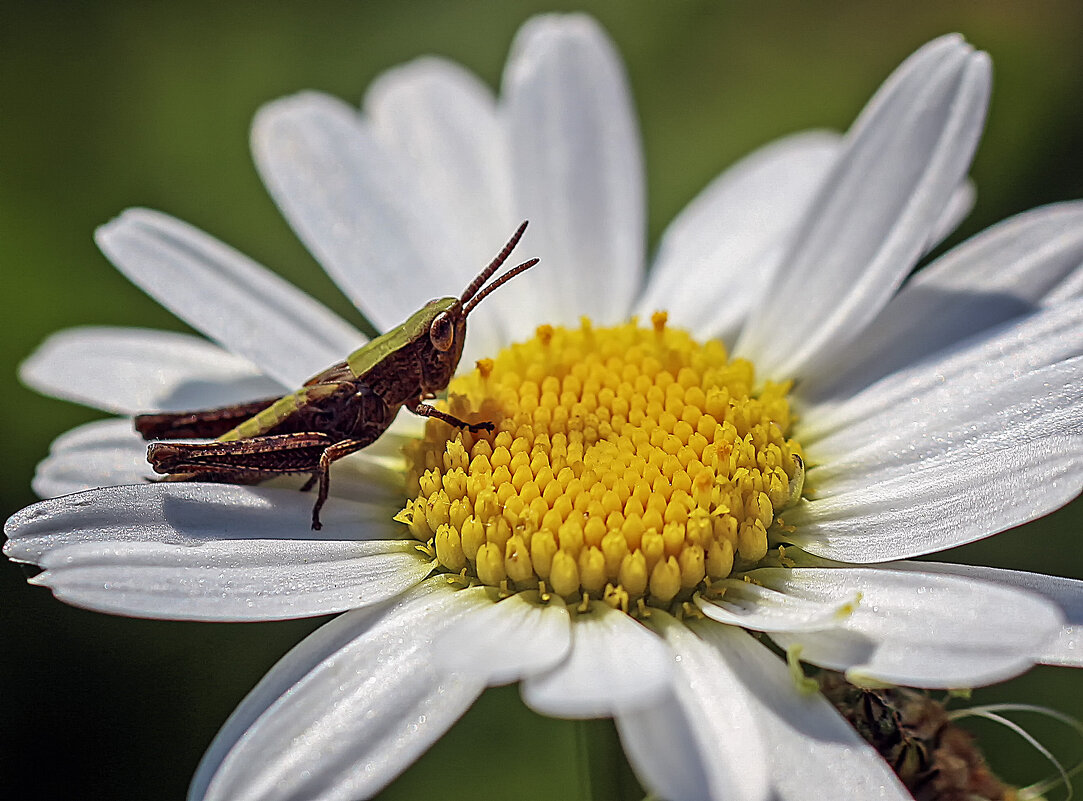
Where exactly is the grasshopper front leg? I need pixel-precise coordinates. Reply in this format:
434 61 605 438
408 401 495 434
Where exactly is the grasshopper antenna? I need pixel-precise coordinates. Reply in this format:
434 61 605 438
460 221 529 305
462 257 539 316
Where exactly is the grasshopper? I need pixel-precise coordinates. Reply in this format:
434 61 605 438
135 222 538 530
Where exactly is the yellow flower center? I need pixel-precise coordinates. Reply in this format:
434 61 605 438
396 313 804 613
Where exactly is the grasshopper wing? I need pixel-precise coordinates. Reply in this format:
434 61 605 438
135 397 281 440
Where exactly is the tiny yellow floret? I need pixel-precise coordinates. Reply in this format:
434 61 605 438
400 316 802 611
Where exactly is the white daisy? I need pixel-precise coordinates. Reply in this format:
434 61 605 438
6 13 1083 801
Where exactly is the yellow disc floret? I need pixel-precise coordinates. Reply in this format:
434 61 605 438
396 314 803 612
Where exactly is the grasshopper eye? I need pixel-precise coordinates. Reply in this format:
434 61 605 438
429 312 454 352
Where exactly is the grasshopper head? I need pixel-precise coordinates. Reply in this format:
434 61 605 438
420 297 469 392
420 222 539 392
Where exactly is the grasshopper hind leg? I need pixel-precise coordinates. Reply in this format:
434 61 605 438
147 433 348 529
145 431 378 530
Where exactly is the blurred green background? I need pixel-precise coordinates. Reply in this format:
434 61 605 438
3 1 1083 799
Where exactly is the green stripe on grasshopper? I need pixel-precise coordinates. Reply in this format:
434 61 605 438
218 385 339 441
345 298 458 377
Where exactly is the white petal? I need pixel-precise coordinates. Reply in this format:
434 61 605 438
521 602 672 718
33 418 155 497
615 687 723 801
687 620 912 801
697 579 858 633
924 177 975 252
635 131 841 343
28 536 430 621
503 14 645 337
20 327 285 414
737 36 991 381
802 201 1083 402
881 561 1083 668
807 351 1083 489
193 580 489 801
96 208 364 387
791 361 1083 561
253 93 468 333
802 296 1083 443
792 434 1083 562
363 57 516 361
700 566 1063 687
366 58 511 240
615 613 768 801
190 602 394 801
432 591 571 685
315 451 410 507
4 482 404 566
